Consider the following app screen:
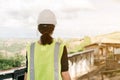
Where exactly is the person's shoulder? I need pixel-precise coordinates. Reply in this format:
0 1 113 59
26 41 36 51
55 40 66 49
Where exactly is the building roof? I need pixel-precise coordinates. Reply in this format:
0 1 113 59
85 42 120 48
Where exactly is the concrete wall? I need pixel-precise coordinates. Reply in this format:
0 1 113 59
68 50 94 80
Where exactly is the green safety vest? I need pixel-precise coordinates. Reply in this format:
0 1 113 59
27 40 64 80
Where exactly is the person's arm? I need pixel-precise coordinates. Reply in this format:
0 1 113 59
24 72 27 80
24 52 28 80
62 71 71 80
61 46 71 80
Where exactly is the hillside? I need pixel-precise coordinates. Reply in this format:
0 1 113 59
91 31 120 44
0 32 120 56
0 39 35 57
66 32 120 53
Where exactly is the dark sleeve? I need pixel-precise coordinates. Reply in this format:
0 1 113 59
61 46 69 72
25 52 28 72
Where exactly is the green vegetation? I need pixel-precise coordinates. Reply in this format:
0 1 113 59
56 36 91 54
66 36 91 53
0 54 3 58
0 39 29 70
0 54 25 70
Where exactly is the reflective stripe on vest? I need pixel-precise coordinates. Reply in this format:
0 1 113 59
30 42 60 80
30 43 35 80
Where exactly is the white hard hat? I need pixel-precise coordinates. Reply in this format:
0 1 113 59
37 9 57 25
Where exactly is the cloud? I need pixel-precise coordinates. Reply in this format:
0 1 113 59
0 0 120 38
0 0 95 28
0 0 55 27
61 0 95 12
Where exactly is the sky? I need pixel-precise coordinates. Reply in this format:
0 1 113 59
0 0 120 38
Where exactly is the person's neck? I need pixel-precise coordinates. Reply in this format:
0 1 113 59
38 40 41 44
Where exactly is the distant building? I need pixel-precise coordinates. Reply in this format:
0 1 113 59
85 42 120 71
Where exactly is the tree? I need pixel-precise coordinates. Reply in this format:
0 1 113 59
68 36 91 53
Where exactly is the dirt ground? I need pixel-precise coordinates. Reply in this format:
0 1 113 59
78 72 120 80
77 61 120 80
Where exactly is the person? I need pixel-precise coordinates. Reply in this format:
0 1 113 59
24 9 71 80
